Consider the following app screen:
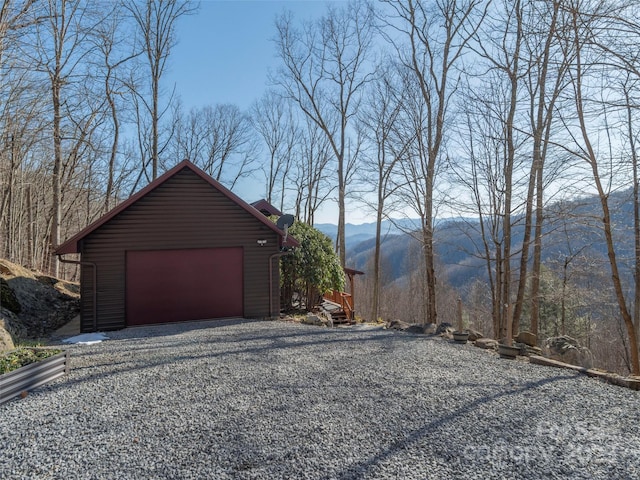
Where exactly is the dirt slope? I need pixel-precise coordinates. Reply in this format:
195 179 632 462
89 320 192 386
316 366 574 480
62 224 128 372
0 259 80 341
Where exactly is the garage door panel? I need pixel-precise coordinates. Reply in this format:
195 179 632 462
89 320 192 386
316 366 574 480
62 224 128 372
126 248 243 325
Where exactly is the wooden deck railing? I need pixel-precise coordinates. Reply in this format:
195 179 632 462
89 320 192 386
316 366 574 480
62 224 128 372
323 290 354 320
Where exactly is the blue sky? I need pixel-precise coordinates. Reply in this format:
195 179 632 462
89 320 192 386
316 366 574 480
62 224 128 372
165 0 358 224
168 0 338 111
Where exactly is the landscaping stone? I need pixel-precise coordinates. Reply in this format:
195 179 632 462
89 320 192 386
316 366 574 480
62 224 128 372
387 319 410 330
423 323 437 335
543 335 594 369
0 326 14 352
303 313 330 327
467 329 484 341
386 321 435 335
516 331 537 347
436 322 455 339
475 338 499 350
513 342 543 357
406 324 427 334
521 345 543 357
436 322 454 335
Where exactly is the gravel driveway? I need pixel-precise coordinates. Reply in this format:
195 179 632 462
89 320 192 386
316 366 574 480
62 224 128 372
2 319 639 479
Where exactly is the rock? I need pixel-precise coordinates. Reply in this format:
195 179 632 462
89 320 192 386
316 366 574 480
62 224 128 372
497 343 521 359
467 329 484 342
542 335 594 369
0 259 80 340
515 331 537 347
475 338 498 350
303 313 331 327
0 326 15 352
436 322 454 335
501 339 543 357
0 278 21 314
406 324 426 334
302 314 322 326
520 345 543 356
514 342 529 355
387 321 434 334
4 276 80 338
0 309 26 340
387 319 410 330
423 323 437 335
436 322 454 339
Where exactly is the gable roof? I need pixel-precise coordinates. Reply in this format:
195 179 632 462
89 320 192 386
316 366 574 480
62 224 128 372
56 160 298 254
250 199 284 217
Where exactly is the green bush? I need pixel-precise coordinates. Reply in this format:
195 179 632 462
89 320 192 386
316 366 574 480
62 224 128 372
280 222 344 311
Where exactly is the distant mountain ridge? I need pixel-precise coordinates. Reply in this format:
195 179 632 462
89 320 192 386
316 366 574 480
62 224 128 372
319 188 637 292
315 218 422 248
316 217 476 250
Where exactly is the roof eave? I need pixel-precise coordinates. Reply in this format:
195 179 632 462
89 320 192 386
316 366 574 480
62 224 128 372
56 242 80 255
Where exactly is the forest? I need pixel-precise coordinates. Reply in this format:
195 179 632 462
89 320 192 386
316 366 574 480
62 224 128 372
2 0 640 374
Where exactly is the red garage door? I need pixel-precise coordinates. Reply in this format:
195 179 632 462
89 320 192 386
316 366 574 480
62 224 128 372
126 248 243 326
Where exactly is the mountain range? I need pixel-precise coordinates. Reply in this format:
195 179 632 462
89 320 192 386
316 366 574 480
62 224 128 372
317 189 637 291
315 217 423 250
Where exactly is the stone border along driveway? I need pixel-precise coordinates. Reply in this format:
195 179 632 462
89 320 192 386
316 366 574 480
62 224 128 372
1 319 639 479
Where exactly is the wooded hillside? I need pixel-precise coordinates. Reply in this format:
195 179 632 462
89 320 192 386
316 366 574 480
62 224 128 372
2 1 640 373
343 189 636 374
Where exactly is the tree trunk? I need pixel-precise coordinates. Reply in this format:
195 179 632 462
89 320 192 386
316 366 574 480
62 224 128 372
337 150 346 267
572 11 640 374
105 75 119 213
512 161 536 334
626 90 640 362
530 164 544 342
372 193 383 323
423 178 437 325
50 75 62 277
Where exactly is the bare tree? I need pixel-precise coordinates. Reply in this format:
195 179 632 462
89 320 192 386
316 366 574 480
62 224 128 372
251 90 297 209
451 0 568 343
169 98 204 162
25 0 104 276
93 2 139 213
382 0 487 325
0 1 36 62
290 116 334 225
560 0 640 374
585 0 640 371
0 0 40 265
124 0 195 182
356 66 408 322
455 84 515 339
273 0 375 266
171 103 258 189
478 0 524 341
0 88 46 266
625 79 640 357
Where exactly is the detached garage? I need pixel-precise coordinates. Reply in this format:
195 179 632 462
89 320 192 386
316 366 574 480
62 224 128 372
55 160 297 332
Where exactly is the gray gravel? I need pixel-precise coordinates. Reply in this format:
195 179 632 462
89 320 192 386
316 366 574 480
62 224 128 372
2 319 639 479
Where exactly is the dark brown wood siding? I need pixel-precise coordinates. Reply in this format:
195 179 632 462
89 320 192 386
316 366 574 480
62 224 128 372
79 168 280 332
